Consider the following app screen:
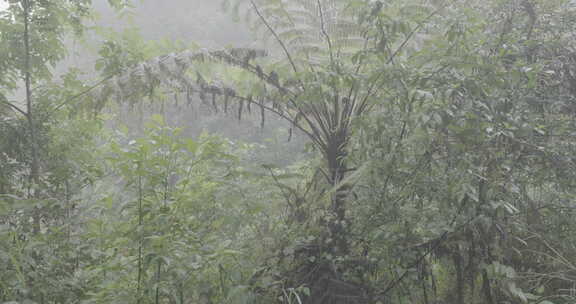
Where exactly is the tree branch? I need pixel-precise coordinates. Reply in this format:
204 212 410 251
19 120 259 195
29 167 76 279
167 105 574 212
359 3 448 115
0 94 27 116
49 74 115 115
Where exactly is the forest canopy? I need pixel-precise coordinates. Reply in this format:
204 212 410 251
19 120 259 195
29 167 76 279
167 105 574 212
1 0 576 303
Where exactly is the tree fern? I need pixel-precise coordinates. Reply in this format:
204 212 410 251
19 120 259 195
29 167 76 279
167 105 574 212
71 2 454 302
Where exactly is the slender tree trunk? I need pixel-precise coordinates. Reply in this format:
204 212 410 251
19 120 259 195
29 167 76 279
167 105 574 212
22 0 41 234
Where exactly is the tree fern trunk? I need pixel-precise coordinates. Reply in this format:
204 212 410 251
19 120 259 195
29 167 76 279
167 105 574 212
326 132 350 256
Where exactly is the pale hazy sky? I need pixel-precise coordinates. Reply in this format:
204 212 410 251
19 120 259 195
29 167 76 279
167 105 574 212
0 1 7 11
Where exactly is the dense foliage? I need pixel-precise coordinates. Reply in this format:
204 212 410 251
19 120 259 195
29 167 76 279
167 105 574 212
1 0 576 303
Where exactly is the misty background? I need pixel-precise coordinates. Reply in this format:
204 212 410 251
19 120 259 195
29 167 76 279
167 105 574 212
63 0 308 166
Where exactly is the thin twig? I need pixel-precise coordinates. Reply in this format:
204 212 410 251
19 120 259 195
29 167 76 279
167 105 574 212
266 167 295 209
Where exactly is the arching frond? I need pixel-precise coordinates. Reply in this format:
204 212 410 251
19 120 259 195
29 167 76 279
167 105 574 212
79 0 444 195
226 0 365 65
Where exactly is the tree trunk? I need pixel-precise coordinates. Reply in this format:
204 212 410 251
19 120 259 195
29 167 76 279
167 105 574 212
23 0 41 235
326 132 350 256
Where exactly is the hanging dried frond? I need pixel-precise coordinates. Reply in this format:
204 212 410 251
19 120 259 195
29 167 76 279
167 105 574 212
247 95 253 113
260 100 265 128
211 92 218 113
238 99 244 120
87 47 267 107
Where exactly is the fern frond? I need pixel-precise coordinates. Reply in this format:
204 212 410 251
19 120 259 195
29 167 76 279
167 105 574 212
228 0 365 65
